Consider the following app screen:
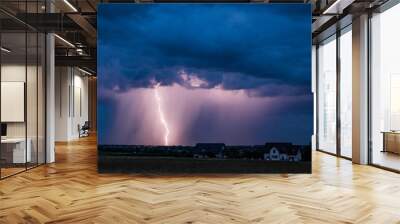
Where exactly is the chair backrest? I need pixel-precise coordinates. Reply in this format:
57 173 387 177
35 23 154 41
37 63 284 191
82 121 90 129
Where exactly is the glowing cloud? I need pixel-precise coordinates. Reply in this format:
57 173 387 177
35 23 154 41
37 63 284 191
179 70 208 88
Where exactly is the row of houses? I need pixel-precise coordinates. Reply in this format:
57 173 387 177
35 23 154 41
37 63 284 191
99 143 311 162
193 143 309 162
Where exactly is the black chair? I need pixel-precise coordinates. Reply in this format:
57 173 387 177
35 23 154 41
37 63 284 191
78 121 90 138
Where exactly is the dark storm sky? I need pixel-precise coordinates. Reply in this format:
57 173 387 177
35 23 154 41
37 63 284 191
98 4 312 146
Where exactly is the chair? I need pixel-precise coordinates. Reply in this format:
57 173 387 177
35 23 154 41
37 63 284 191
78 121 90 138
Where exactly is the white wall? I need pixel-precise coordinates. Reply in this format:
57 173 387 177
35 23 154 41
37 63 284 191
1 65 39 137
55 67 89 141
72 73 89 138
55 67 70 141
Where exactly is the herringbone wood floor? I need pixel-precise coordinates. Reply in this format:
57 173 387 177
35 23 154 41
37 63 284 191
1 135 400 224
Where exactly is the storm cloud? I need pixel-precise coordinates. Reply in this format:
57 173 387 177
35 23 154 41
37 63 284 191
98 4 311 97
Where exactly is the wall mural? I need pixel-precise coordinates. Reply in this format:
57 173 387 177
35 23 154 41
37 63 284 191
98 3 312 173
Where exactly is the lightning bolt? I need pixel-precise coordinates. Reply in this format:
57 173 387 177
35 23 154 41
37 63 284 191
154 83 170 146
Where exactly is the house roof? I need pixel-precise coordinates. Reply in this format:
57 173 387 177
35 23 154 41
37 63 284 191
264 143 299 156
